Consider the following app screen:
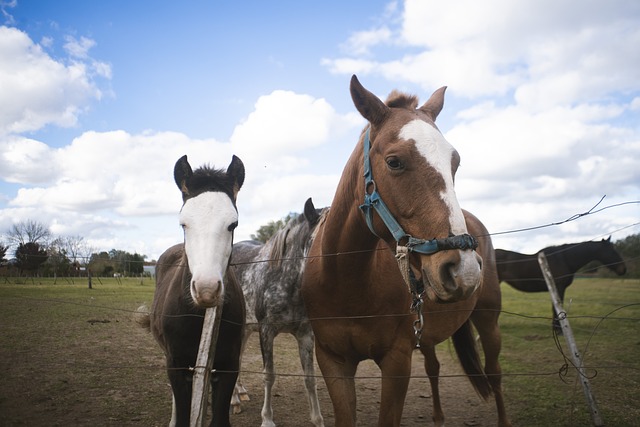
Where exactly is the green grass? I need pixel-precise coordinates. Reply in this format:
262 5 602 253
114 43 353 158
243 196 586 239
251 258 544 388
0 276 170 426
498 277 640 426
0 276 638 426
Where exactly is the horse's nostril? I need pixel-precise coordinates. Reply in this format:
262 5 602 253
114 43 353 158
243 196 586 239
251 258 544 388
440 262 457 291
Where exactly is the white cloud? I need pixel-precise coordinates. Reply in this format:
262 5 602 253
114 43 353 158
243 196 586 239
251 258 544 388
63 35 95 58
1 0 16 25
231 90 340 151
0 135 58 184
0 26 110 135
1 2 638 261
1 88 361 259
318 0 640 253
341 27 393 56
321 57 377 76
229 89 362 181
324 0 640 106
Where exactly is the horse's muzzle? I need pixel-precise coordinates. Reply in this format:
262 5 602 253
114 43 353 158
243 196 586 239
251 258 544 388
190 279 223 308
421 249 482 303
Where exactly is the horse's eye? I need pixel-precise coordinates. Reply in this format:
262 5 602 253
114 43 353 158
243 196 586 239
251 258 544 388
386 156 403 170
228 221 238 232
180 223 186 230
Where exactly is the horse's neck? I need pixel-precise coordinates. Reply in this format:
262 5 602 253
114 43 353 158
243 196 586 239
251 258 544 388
561 243 600 272
322 201 378 254
320 147 381 261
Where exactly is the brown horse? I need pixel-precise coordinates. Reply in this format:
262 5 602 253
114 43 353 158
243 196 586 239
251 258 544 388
301 76 510 426
421 210 510 426
496 237 627 333
144 155 246 427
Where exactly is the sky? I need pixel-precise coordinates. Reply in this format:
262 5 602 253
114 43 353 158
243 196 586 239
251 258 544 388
1 0 639 261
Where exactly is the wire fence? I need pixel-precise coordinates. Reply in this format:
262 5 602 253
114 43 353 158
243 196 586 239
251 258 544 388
1 262 638 379
1 199 639 425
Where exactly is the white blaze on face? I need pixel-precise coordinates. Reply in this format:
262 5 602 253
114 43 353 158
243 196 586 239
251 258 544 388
179 191 238 306
399 119 467 235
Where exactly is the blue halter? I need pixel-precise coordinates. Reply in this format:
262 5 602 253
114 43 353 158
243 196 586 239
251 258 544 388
358 127 478 255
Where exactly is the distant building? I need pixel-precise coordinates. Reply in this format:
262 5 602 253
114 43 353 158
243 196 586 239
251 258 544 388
143 264 156 277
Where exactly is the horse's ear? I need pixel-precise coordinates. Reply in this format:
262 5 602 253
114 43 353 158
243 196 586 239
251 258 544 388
303 197 320 225
419 86 447 122
605 236 612 243
350 75 389 127
227 155 245 199
174 155 193 196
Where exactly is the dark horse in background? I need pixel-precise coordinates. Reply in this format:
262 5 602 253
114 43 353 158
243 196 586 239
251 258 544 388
138 155 246 427
231 197 326 427
496 237 627 333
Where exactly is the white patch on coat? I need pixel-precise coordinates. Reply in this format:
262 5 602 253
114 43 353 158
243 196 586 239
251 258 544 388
179 191 237 303
399 119 467 235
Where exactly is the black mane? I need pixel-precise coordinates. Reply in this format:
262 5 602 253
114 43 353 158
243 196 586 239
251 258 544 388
187 165 235 200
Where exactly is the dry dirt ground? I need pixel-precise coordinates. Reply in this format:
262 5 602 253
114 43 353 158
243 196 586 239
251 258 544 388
0 307 500 427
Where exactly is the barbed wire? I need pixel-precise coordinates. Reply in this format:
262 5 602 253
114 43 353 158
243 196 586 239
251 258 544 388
2 291 639 328
1 199 638 391
481 197 639 237
1 197 638 269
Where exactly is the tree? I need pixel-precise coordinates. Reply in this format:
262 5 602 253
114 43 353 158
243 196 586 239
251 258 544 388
615 233 640 278
0 244 7 264
129 252 146 275
88 249 147 277
60 235 89 265
6 220 51 248
250 212 297 243
15 242 48 276
44 238 71 279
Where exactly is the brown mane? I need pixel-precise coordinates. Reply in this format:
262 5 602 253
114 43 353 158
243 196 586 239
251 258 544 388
385 90 419 109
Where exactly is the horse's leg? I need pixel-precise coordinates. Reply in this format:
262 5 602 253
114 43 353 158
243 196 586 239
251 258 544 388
167 365 192 427
421 344 444 427
231 326 253 414
471 311 512 427
210 361 240 427
170 394 177 427
259 327 277 427
295 324 325 427
377 347 412 427
210 371 238 427
314 344 358 427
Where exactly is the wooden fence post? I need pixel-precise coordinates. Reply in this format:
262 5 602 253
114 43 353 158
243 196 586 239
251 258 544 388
537 253 604 426
190 306 223 427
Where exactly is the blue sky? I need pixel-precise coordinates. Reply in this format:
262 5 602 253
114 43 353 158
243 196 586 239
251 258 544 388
1 0 639 260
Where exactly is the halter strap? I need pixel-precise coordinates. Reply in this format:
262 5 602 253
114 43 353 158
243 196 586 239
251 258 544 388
358 127 478 255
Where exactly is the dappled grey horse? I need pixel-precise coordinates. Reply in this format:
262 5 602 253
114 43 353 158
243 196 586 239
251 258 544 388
231 197 325 427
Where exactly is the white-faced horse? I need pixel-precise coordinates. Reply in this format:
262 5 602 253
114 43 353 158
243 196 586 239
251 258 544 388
146 154 246 426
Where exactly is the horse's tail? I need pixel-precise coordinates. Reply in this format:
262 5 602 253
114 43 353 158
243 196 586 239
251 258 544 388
134 304 151 331
452 319 492 400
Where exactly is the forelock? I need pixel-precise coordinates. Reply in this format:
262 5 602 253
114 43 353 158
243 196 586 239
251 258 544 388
385 90 419 109
187 165 234 199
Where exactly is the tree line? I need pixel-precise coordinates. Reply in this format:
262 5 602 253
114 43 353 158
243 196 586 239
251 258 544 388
1 218 638 279
0 220 147 278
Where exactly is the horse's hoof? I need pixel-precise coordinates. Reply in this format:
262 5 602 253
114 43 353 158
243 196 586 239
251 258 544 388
240 392 250 402
232 404 242 414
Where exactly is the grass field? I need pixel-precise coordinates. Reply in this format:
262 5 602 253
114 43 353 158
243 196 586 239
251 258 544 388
498 277 640 426
0 275 638 426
